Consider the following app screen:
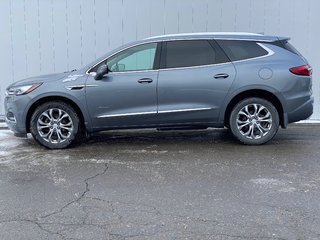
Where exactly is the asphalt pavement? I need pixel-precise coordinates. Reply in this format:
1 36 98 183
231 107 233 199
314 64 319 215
0 125 320 240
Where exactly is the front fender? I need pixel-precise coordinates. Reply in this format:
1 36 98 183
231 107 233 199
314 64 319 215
23 91 93 132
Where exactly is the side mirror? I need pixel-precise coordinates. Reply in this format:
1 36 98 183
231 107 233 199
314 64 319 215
94 64 109 80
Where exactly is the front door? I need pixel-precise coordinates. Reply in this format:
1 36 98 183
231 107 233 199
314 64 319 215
85 42 159 130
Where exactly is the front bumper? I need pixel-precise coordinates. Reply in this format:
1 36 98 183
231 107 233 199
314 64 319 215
4 94 29 137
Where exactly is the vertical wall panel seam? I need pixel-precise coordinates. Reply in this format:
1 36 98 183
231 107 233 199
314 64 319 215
93 0 97 60
149 0 151 36
163 0 166 34
23 0 28 76
9 0 14 82
177 0 180 33
135 1 138 40
65 0 69 70
234 0 237 31
37 0 42 72
192 1 194 32
205 1 208 32
219 0 222 31
79 2 83 67
277 0 280 33
107 0 110 49
263 0 266 33
306 1 310 58
121 0 124 44
249 0 252 31
51 0 55 72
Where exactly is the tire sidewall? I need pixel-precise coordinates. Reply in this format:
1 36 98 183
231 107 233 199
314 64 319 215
229 98 279 145
30 101 79 149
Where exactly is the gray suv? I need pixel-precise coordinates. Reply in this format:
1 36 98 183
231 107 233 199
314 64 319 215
4 32 313 149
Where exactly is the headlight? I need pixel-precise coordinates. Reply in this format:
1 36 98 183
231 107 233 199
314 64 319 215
6 83 43 96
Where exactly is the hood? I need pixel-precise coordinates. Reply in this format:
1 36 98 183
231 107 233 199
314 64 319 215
10 72 72 87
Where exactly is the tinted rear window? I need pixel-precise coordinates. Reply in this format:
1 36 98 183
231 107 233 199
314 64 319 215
217 40 268 61
164 40 229 69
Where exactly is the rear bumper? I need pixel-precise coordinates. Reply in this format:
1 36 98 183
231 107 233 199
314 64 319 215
285 97 314 126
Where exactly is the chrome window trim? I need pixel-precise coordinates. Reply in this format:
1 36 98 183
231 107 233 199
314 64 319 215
106 69 159 75
160 61 232 72
159 43 274 71
86 38 275 75
227 43 274 64
97 107 212 119
86 41 161 75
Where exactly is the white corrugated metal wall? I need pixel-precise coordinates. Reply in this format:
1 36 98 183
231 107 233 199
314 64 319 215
0 0 319 120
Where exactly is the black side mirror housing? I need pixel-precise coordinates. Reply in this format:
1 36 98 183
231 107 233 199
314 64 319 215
94 64 109 80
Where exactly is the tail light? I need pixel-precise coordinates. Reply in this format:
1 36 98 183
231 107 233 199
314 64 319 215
289 65 312 76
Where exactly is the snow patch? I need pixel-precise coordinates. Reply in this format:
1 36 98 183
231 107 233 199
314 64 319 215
120 149 168 154
250 178 286 186
0 130 11 137
250 178 296 193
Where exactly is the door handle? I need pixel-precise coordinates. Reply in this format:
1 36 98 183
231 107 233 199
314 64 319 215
138 78 153 83
214 73 229 79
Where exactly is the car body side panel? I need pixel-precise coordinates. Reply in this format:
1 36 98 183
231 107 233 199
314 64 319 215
219 43 313 125
5 74 92 134
85 71 159 130
157 63 236 124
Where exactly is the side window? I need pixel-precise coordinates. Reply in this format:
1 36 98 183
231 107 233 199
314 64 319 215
164 40 229 69
108 43 157 72
217 40 268 61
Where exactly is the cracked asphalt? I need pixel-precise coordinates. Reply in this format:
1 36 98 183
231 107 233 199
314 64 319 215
1 125 320 240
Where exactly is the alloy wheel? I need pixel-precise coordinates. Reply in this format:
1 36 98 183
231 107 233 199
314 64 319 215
37 108 74 144
236 103 272 140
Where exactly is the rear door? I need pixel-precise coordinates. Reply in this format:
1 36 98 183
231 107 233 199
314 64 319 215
157 40 236 125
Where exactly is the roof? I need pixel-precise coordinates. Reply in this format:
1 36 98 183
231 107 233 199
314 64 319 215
144 32 279 42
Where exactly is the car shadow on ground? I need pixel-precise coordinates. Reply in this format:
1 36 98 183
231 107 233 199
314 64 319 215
85 128 236 146
8 125 317 151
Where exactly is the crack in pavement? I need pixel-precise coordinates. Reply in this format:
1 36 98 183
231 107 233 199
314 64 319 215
40 160 112 220
0 155 116 239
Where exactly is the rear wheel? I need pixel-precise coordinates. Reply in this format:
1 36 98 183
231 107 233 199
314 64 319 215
229 98 279 145
30 101 81 149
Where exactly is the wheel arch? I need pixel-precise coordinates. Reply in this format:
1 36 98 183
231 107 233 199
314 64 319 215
223 89 285 128
25 96 88 133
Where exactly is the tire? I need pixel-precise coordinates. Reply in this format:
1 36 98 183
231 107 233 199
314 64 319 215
229 98 279 145
30 101 81 149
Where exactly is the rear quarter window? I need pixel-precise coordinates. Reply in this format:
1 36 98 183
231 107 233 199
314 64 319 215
217 40 268 61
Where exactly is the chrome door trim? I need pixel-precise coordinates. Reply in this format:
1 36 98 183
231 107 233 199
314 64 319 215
97 111 157 118
158 107 212 114
96 107 212 119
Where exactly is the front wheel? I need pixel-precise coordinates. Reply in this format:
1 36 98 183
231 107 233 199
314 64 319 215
229 98 279 145
30 101 81 149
